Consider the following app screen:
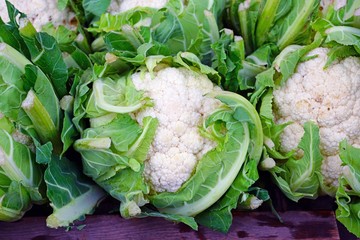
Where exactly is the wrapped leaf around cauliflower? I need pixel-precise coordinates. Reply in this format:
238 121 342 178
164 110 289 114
74 53 263 232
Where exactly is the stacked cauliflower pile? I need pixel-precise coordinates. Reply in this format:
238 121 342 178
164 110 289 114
0 0 76 31
273 47 360 189
132 67 222 192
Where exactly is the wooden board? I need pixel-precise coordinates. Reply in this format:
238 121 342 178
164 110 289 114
0 210 340 240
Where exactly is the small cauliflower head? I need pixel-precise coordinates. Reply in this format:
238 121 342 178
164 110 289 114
108 0 172 14
131 67 222 192
0 0 76 31
273 47 360 189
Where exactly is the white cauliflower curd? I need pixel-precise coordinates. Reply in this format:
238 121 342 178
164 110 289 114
273 47 360 189
131 67 222 192
0 0 76 31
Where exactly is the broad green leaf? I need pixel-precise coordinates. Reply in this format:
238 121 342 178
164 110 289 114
34 140 53 164
324 26 360 52
196 158 259 232
82 114 142 152
20 25 69 98
236 0 262 54
324 45 359 68
97 167 149 217
0 181 31 222
83 0 111 16
271 0 319 50
255 0 282 47
326 0 360 28
269 122 323 202
140 208 198 230
93 0 225 64
61 112 78 155
0 129 45 203
57 0 68 10
126 117 158 163
45 156 106 228
88 8 157 33
335 140 360 238
86 75 149 116
0 42 31 125
0 17 30 58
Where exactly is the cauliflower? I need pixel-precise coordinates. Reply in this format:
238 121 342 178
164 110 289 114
74 53 264 227
0 0 76 31
131 67 222 192
273 47 360 189
108 0 171 14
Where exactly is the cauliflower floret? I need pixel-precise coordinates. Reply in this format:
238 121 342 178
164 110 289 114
0 0 76 31
273 47 360 189
108 0 171 14
321 155 343 187
132 67 222 192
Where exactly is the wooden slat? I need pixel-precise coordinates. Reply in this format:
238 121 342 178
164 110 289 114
0 211 339 240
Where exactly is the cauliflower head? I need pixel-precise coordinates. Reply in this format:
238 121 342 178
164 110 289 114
273 47 360 189
0 0 76 31
131 67 222 192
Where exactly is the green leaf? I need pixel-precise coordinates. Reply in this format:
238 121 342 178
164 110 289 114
83 114 142 152
272 0 319 50
0 129 45 201
57 0 68 10
0 17 30 58
126 117 158 163
4 0 26 27
140 207 198 230
45 156 106 228
19 27 69 98
0 181 31 222
324 26 360 52
34 141 53 164
173 52 221 85
326 0 360 28
88 8 156 33
255 0 282 47
61 112 78 155
23 65 62 132
270 122 323 202
83 0 111 16
335 140 360 238
86 75 149 116
211 29 245 92
0 114 14 133
196 158 259 232
97 166 149 218
236 0 262 54
94 0 225 64
324 45 359 68
0 42 31 123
